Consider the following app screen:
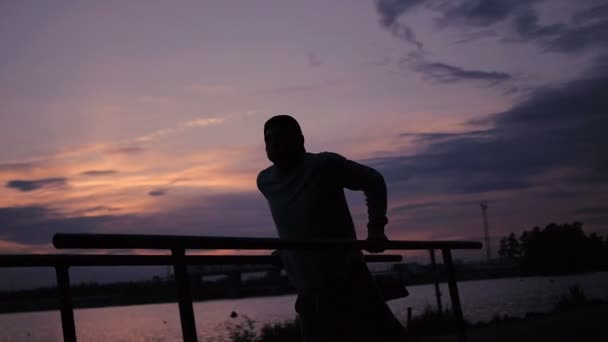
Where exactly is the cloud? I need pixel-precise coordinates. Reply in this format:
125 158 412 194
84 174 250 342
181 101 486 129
511 8 566 40
572 3 608 24
400 129 494 142
366 57 608 194
0 189 274 248
6 178 67 192
586 216 608 226
375 1 608 55
80 206 120 214
391 201 442 213
181 117 225 129
307 52 322 67
376 0 425 27
411 61 511 84
132 117 225 144
441 1 608 54
0 205 116 244
545 19 608 53
104 145 146 155
80 170 119 176
375 0 425 50
148 189 167 197
436 0 538 28
398 50 512 87
454 29 498 44
0 161 37 172
572 207 608 215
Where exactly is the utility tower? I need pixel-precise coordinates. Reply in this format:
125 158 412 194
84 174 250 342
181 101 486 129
480 202 491 261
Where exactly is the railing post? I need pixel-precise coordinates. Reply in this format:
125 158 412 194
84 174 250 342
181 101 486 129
55 264 77 342
429 249 443 314
441 249 467 342
172 248 198 342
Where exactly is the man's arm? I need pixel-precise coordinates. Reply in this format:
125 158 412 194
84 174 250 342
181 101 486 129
325 153 389 252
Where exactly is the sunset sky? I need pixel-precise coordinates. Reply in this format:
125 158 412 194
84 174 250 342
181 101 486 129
1 0 607 288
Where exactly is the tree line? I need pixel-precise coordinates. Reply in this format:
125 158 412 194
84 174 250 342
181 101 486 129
498 222 608 274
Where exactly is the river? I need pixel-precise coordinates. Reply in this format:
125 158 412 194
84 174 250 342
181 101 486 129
2 272 607 341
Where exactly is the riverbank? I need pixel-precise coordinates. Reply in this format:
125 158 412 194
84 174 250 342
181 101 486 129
2 269 607 314
417 302 608 342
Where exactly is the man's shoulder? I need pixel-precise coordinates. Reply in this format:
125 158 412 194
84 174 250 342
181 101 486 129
311 151 346 162
313 151 348 168
257 165 276 190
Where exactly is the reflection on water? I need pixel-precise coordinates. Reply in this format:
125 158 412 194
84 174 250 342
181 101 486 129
1 272 607 342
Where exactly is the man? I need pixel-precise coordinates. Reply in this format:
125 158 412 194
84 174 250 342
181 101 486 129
257 115 407 341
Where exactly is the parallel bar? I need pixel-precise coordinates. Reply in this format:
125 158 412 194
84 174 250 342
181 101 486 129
53 233 482 251
442 249 467 342
55 265 77 342
429 249 443 314
0 254 401 267
172 249 198 342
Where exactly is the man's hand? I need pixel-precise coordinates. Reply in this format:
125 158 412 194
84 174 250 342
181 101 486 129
270 250 283 268
365 230 389 253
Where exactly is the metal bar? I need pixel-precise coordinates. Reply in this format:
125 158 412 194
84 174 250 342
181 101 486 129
0 254 402 268
53 233 482 251
172 249 198 342
429 249 443 314
55 265 77 342
442 249 467 342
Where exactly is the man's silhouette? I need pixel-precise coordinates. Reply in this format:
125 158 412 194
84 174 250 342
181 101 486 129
257 115 406 341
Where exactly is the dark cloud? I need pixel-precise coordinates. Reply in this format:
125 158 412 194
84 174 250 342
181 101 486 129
148 189 166 197
586 216 608 226
366 58 608 194
6 178 67 192
375 0 425 50
572 207 608 215
545 19 608 53
389 23 424 50
511 8 565 40
374 0 608 55
391 201 441 213
400 129 494 142
376 0 425 27
454 29 497 44
81 170 118 176
0 205 116 244
411 61 511 84
436 0 538 28
307 52 321 67
0 191 274 247
572 3 608 24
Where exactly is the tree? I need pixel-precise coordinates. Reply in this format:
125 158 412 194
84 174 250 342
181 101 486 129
500 222 606 274
520 222 592 274
506 232 520 259
498 237 508 259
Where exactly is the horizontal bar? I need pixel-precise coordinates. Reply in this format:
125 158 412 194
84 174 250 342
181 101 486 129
0 254 402 268
53 233 482 251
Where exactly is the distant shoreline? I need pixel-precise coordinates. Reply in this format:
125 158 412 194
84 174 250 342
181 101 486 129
2 270 607 315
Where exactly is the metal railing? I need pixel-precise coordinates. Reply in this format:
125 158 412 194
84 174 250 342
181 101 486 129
0 233 482 342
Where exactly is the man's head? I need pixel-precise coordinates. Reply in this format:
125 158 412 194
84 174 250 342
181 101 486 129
264 115 305 169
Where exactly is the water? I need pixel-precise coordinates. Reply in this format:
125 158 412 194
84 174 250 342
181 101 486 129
2 272 607 341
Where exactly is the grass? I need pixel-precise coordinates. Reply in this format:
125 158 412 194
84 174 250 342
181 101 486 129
219 314 301 342
219 285 604 342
